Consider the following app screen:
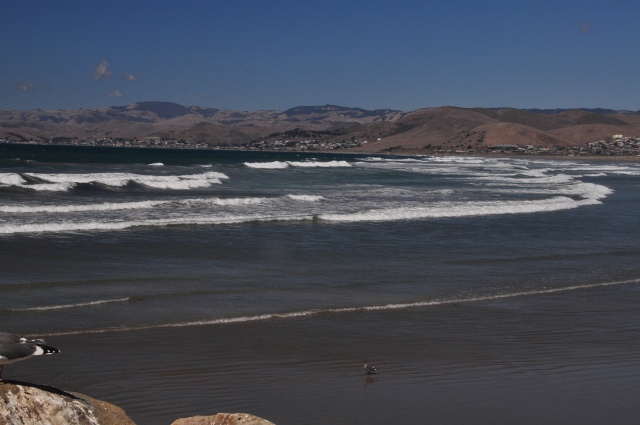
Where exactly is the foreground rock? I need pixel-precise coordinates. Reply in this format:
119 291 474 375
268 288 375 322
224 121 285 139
0 381 135 425
171 413 275 425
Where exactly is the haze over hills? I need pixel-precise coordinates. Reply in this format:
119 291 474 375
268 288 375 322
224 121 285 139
1 101 639 153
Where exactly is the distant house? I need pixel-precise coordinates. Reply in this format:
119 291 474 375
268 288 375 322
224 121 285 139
489 144 519 150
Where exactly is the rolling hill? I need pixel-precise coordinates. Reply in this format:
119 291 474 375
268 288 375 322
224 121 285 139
1 101 638 152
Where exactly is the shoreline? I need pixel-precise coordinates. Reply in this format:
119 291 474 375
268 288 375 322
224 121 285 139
2 141 640 162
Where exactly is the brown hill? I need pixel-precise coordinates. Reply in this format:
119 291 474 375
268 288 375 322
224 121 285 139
1 102 639 152
0 102 404 143
548 124 640 144
341 107 497 152
478 122 571 146
347 107 640 153
145 122 263 146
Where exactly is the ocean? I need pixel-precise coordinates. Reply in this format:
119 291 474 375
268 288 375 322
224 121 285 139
1 144 640 424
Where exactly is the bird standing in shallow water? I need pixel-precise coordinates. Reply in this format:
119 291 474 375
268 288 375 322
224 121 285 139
0 332 60 380
364 362 379 374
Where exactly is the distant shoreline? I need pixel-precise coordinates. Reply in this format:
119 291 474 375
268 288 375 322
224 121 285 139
1 141 640 162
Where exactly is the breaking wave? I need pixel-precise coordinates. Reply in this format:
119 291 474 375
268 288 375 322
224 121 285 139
288 160 351 168
1 171 230 191
0 200 169 213
244 161 289 169
0 173 26 186
244 160 351 169
0 194 325 214
0 214 313 235
319 192 608 223
286 194 324 202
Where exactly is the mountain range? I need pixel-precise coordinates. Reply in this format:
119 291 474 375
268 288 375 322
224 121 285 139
2 101 639 152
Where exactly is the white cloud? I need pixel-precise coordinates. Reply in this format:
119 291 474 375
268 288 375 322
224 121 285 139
18 80 35 91
94 59 112 80
121 73 137 81
107 90 123 98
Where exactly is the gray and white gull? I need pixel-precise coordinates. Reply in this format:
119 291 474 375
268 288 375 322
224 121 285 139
364 362 379 374
0 332 60 380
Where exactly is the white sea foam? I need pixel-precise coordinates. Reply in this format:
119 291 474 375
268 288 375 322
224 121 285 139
244 160 351 169
478 173 577 185
244 161 289 169
0 193 604 234
319 196 602 223
37 278 640 337
287 160 351 167
19 171 229 191
183 197 267 206
0 214 313 235
0 173 26 186
28 183 76 192
0 200 169 213
149 162 164 166
0 196 272 214
12 298 130 311
286 194 324 202
614 171 640 176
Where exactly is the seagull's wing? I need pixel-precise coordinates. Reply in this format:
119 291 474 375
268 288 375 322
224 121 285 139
0 333 37 361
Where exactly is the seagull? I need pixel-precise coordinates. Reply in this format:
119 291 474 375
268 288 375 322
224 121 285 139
364 362 379 374
0 332 60 380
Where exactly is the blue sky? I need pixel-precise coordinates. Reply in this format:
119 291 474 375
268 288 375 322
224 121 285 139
1 0 638 111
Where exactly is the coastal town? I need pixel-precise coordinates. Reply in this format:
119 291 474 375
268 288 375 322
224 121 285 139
1 133 639 157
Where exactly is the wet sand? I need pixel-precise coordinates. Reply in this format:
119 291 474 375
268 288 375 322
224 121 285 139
9 281 640 425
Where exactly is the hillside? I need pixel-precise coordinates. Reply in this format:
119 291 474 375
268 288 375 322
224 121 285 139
1 102 639 152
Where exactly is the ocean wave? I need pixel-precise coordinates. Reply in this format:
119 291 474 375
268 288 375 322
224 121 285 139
29 182 77 192
14 171 229 191
0 200 170 213
0 194 319 214
244 161 289 169
286 194 324 202
319 196 602 223
287 160 351 167
0 176 612 232
0 214 313 235
558 164 640 173
148 162 164 166
183 197 267 206
0 192 606 234
0 173 26 186
244 160 351 169
36 278 640 337
9 298 130 312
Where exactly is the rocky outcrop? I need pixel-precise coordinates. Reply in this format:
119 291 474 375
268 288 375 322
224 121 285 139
0 381 275 425
0 381 135 425
171 413 275 425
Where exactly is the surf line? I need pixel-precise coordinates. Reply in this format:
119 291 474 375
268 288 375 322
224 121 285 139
37 277 640 337
11 298 131 312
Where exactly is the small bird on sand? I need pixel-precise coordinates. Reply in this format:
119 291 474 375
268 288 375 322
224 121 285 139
364 362 379 374
0 332 60 380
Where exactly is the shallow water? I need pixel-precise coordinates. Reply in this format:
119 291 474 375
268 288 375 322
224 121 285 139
1 145 640 424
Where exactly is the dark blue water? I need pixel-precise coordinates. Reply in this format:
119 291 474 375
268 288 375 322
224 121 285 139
1 144 640 424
